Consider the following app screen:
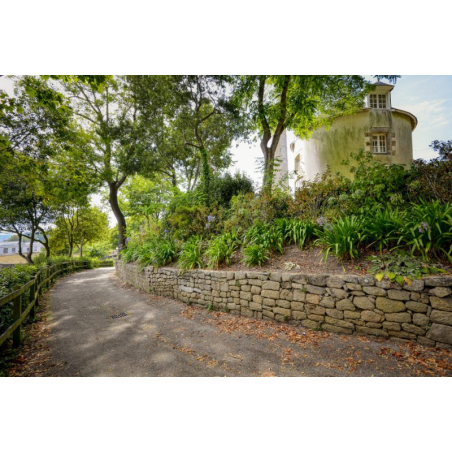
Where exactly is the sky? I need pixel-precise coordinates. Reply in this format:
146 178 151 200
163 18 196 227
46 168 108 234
1 75 451 215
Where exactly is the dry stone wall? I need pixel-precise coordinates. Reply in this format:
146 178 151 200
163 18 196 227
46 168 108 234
116 262 452 347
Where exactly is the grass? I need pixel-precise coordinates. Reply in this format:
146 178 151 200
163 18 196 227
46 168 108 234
0 253 40 264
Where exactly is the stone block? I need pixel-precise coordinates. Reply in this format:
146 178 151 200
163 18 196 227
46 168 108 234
252 295 262 304
240 291 252 301
389 330 416 340
261 289 279 299
263 310 274 319
263 298 276 307
363 286 387 296
387 290 411 301
353 296 375 310
306 284 326 295
346 283 363 290
405 301 428 313
322 324 353 335
356 326 388 337
417 336 436 347
358 276 375 286
251 285 261 295
240 307 253 317
324 317 354 329
336 299 356 311
361 310 383 322
382 321 401 331
326 276 345 288
277 300 291 309
308 314 324 322
385 312 411 323
291 302 304 311
307 275 327 286
403 279 424 291
306 294 321 304
269 273 282 282
331 288 348 300
402 323 425 336
262 281 280 291
320 296 335 308
424 276 452 287
326 309 343 319
427 323 452 345
365 322 382 329
293 291 306 302
292 311 306 320
249 302 263 311
306 304 326 316
302 319 319 329
430 297 452 312
280 289 292 301
376 279 392 289
430 310 452 326
376 298 405 313
344 310 361 319
413 313 429 327
273 307 291 317
248 279 262 286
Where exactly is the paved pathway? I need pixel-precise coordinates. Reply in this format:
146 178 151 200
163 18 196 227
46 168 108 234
42 268 451 377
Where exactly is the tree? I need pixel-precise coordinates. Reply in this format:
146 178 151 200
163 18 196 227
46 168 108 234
130 76 247 198
50 206 109 257
53 76 173 251
238 75 400 192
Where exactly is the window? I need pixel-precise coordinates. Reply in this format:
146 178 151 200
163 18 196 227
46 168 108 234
372 134 387 153
12 248 15 253
3 248 8 254
370 94 387 109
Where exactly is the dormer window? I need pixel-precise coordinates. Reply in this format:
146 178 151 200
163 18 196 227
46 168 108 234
370 94 387 109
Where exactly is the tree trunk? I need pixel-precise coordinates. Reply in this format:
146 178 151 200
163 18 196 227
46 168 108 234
37 227 50 258
109 180 127 252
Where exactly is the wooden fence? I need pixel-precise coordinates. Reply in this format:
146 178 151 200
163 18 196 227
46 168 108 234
0 261 88 349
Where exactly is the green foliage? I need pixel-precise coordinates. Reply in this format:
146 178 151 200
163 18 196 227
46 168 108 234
363 208 406 252
153 240 177 267
243 222 284 254
241 244 270 267
397 201 452 262
205 231 240 269
369 253 447 284
208 172 254 208
120 237 176 269
276 218 317 249
178 236 204 270
315 216 365 261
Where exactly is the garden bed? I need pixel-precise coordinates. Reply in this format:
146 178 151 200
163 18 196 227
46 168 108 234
166 244 452 277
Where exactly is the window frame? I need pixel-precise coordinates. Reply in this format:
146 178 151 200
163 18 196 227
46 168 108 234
372 133 388 154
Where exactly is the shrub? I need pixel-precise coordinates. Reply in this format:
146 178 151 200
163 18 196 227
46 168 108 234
178 236 204 270
283 219 317 249
315 216 365 260
363 208 406 252
241 244 270 267
243 222 284 254
208 172 254 208
152 240 177 267
397 201 452 262
205 231 240 269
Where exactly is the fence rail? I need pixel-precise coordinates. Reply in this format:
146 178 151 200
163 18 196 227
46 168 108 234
0 261 88 348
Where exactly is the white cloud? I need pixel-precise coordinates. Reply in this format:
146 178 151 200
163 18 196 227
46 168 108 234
399 99 452 130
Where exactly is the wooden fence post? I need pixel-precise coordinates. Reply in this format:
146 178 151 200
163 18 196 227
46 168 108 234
13 294 22 347
30 279 36 320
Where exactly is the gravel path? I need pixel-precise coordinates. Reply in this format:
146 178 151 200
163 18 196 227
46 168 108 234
41 268 451 377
